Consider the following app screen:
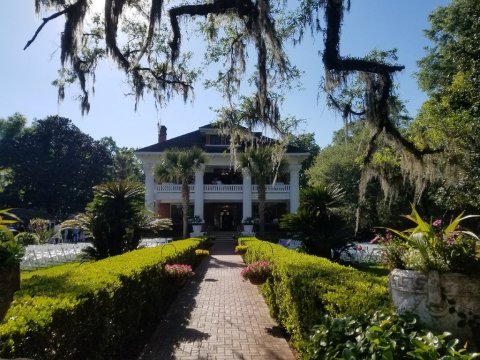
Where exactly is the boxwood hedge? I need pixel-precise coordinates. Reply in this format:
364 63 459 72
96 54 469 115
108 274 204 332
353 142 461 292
0 239 202 359
239 237 391 354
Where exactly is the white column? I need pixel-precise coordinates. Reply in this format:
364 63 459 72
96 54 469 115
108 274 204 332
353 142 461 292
289 164 302 213
242 168 252 220
194 164 205 219
143 161 155 211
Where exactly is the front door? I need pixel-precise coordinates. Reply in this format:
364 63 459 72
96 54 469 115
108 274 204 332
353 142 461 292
205 203 241 231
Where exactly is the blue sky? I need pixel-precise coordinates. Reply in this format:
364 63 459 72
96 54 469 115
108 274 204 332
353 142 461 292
0 1 449 149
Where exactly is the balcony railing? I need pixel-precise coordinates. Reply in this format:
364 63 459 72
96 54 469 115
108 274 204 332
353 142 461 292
155 184 290 193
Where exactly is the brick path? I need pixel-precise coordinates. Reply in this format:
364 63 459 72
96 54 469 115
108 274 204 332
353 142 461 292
138 238 297 360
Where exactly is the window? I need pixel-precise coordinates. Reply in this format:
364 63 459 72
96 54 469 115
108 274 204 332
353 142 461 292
206 135 229 145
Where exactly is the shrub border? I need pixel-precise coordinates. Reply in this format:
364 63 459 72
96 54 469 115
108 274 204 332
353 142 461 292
0 238 203 359
239 237 391 354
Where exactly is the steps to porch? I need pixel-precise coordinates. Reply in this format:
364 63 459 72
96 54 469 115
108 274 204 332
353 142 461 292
209 231 236 245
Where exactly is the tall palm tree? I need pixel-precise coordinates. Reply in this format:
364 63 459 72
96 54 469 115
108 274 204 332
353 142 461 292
154 147 206 239
238 147 287 235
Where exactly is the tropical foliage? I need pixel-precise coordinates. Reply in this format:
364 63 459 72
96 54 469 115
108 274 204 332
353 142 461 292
280 185 348 258
308 311 478 360
377 207 480 274
154 147 206 239
62 181 172 260
0 209 24 269
238 147 287 235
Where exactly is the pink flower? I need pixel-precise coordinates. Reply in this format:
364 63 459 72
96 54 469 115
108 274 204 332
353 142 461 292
432 219 442 227
356 245 364 251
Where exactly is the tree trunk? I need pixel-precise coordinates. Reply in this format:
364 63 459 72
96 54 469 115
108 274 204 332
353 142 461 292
258 179 266 236
182 180 190 239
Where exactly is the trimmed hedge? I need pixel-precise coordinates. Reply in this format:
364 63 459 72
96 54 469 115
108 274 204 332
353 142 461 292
239 237 391 354
0 239 202 359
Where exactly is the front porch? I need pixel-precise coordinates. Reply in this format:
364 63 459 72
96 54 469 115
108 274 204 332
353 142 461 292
156 201 288 232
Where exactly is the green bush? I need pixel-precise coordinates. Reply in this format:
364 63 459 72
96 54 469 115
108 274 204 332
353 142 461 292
308 311 478 359
239 237 391 354
14 232 39 246
0 239 201 359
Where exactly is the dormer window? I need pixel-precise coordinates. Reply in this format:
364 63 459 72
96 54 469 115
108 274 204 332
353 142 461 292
207 134 228 145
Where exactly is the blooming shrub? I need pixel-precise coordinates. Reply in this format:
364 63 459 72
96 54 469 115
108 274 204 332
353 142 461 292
164 264 195 278
241 260 271 280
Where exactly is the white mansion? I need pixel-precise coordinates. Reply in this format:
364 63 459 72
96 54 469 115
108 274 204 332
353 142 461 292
135 124 308 231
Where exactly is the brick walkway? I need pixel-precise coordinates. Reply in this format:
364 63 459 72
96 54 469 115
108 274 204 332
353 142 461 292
138 239 297 360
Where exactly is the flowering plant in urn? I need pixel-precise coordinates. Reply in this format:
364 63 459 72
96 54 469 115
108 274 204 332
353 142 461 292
375 207 480 274
376 206 480 346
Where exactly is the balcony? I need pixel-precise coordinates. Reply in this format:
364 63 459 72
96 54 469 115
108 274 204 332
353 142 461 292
155 184 290 193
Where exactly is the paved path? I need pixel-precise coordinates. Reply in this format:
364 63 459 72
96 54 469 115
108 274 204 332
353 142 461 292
138 239 297 360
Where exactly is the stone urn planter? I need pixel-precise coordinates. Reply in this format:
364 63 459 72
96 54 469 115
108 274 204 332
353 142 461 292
242 224 254 234
192 224 202 234
389 269 480 345
0 264 21 321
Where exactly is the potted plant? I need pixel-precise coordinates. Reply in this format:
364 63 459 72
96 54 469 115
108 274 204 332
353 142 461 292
0 209 24 321
242 217 254 235
376 207 480 346
164 263 195 286
240 260 272 285
195 249 209 257
189 215 204 236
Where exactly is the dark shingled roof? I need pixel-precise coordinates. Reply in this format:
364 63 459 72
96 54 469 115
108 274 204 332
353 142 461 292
136 125 306 154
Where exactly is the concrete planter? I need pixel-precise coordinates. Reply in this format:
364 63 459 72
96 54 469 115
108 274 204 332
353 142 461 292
190 224 203 237
242 224 254 235
0 264 20 321
389 269 480 345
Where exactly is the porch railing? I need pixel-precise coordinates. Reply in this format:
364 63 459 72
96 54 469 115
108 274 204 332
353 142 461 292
155 184 290 193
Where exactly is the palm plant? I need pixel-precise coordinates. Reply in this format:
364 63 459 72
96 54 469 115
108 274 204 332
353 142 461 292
280 185 348 258
0 209 24 268
154 147 206 239
0 209 23 321
62 181 172 259
238 147 287 235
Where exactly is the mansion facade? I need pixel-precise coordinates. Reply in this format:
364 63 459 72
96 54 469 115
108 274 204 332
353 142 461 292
135 124 308 231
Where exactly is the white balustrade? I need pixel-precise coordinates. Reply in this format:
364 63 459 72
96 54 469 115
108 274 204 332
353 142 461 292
155 183 290 193
204 184 243 192
155 184 195 192
251 184 290 192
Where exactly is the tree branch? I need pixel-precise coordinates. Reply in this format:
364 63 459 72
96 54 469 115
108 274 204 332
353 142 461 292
168 0 254 62
24 7 70 50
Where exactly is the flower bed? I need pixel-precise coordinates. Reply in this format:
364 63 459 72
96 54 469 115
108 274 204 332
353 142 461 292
0 239 201 359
